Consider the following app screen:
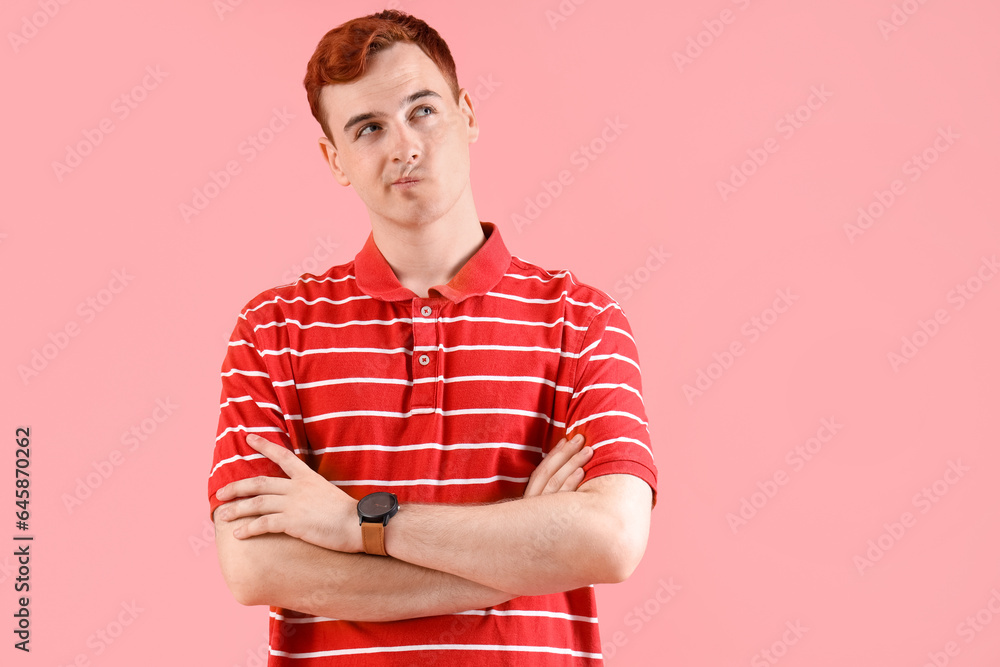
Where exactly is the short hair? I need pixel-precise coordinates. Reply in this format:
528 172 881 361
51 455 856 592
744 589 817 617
303 10 461 144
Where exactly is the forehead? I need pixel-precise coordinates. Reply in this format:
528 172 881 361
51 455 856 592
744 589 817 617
320 42 450 124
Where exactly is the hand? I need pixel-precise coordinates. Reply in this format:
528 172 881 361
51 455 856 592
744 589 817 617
214 434 362 553
523 433 593 498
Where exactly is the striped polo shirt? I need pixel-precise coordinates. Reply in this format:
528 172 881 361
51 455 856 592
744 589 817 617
209 220 657 666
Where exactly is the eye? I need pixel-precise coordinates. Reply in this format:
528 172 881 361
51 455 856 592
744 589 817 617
414 105 435 118
357 123 379 139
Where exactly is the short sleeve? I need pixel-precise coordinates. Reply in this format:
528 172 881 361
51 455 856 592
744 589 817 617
207 305 298 520
565 302 658 506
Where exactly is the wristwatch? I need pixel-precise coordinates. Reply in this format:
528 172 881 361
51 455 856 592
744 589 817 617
357 491 398 556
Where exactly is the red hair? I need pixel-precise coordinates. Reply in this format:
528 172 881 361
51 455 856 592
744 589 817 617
303 10 460 143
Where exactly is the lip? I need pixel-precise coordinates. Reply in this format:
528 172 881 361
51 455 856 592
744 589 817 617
392 177 419 186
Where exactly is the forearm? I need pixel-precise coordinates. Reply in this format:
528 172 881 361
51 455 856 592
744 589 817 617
215 515 514 622
383 476 650 597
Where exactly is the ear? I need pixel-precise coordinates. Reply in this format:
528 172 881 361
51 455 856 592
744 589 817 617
457 87 479 144
318 136 351 186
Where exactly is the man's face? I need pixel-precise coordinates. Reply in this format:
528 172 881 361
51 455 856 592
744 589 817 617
317 42 478 229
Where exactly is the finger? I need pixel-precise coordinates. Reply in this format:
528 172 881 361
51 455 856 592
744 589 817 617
233 512 287 539
543 445 593 494
216 495 284 522
525 436 575 497
216 474 292 502
559 467 586 493
524 435 585 497
245 434 309 479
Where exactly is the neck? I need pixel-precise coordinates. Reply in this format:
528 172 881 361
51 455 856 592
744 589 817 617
369 198 485 299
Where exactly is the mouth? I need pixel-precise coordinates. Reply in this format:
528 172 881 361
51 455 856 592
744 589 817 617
391 176 420 189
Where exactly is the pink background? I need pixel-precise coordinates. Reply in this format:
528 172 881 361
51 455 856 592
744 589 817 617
4 0 999 665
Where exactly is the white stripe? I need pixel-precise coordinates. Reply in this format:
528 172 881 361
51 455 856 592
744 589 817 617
606 325 635 345
252 314 589 332
221 368 269 378
413 343 564 355
486 289 612 312
241 293 372 318
214 425 283 443
219 395 254 409
228 340 255 348
293 375 570 392
259 345 412 358
294 375 573 393
454 608 598 623
253 316 413 332
311 441 543 455
439 314 589 331
268 606 596 624
269 611 337 624
334 475 529 487
590 352 640 371
578 338 601 357
256 342 591 359
209 445 312 477
293 274 355 286
271 643 602 659
568 410 648 430
504 265 578 284
589 436 654 459
572 382 644 404
303 407 564 428
209 452 266 477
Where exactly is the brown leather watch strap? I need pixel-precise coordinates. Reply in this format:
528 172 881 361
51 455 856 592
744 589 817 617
361 521 387 556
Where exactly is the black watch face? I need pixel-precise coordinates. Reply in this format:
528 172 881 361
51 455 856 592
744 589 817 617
359 492 397 518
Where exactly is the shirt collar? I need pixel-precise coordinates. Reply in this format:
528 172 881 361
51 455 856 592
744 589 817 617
354 221 511 303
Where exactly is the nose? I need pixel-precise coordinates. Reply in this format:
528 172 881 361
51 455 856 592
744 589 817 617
390 123 420 164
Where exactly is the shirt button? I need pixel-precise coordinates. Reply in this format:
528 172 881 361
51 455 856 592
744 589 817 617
418 354 430 366
421 305 432 317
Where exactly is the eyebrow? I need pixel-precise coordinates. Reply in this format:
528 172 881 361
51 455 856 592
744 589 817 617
342 89 443 136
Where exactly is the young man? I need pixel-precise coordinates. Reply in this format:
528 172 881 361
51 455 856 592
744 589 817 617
209 10 657 666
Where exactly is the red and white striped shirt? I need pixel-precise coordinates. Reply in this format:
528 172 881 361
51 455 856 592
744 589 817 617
209 220 657 666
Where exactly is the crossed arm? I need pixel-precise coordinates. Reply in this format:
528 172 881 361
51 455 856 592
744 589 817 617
213 433 652 622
